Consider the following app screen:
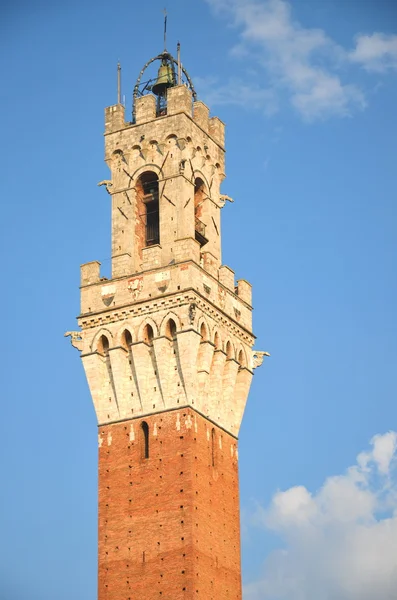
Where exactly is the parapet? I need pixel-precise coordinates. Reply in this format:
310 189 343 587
209 116 225 148
167 85 192 117
105 104 125 134
135 95 156 124
112 253 133 279
193 101 210 132
219 265 235 292
81 261 101 286
236 279 252 306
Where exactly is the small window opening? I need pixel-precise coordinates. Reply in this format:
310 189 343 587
121 329 132 350
194 178 208 247
136 172 160 248
225 341 233 360
238 349 246 368
214 332 221 350
200 322 209 341
143 324 154 345
97 334 110 355
211 428 216 467
165 318 177 339
141 421 149 459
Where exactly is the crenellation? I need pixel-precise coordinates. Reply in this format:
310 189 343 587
105 104 125 134
219 265 235 292
193 100 210 132
135 94 156 124
167 84 193 117
81 260 101 286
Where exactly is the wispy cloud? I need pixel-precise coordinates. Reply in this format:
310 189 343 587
244 431 397 599
194 76 278 116
350 33 397 73
203 0 396 121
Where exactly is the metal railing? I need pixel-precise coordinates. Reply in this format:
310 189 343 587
146 214 160 246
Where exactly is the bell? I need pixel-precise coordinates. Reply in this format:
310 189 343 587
152 62 174 96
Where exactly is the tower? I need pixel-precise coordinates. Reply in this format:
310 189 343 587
67 47 266 600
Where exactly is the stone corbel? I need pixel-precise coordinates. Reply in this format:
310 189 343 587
98 180 113 194
252 350 270 369
218 194 234 208
64 331 84 352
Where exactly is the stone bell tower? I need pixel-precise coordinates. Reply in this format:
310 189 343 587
66 47 266 600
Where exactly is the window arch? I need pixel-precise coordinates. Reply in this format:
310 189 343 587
225 340 233 360
142 323 154 345
136 171 160 248
121 329 132 350
97 334 109 355
165 318 177 339
213 331 221 350
237 349 246 368
200 321 209 341
194 177 208 247
141 421 149 459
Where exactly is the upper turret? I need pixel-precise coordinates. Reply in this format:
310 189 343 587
103 47 227 281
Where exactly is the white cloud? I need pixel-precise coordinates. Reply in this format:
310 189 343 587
245 431 397 600
203 0 397 121
194 76 279 116
350 33 397 73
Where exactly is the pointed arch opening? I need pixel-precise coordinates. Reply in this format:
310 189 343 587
142 323 154 345
121 329 133 350
225 340 233 360
194 177 208 247
214 331 221 350
141 421 149 459
97 334 110 356
136 171 160 249
165 318 177 340
200 322 209 341
238 349 246 369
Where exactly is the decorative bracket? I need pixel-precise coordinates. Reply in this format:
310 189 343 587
252 350 270 369
98 180 113 194
64 331 84 351
219 194 234 208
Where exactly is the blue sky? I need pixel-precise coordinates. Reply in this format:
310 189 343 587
1 1 397 598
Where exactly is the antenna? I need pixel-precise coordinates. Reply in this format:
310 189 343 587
163 8 167 51
117 61 121 105
177 42 181 85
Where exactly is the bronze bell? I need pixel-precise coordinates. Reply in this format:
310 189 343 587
152 61 174 96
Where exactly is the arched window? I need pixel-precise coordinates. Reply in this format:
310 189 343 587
121 329 132 350
225 341 233 360
141 421 149 459
136 172 160 248
214 332 221 350
97 334 109 355
194 178 208 247
165 318 177 339
142 324 154 345
238 349 246 368
200 322 209 341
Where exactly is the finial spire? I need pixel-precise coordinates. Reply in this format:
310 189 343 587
163 8 167 51
117 61 121 105
177 42 181 85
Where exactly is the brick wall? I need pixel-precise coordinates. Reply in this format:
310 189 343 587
98 408 242 600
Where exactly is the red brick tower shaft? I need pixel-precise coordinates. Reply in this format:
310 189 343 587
98 411 241 600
